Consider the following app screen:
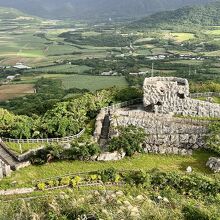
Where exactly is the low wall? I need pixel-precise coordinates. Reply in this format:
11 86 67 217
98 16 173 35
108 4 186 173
145 133 205 150
190 92 220 98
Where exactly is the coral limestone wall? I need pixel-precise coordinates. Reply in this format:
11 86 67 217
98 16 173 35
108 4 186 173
109 110 207 152
143 77 220 118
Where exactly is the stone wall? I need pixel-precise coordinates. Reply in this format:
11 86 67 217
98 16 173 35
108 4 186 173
93 110 106 142
109 110 207 152
0 159 11 179
143 77 220 118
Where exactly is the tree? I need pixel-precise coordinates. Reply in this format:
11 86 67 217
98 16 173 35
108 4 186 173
109 125 146 156
206 122 220 155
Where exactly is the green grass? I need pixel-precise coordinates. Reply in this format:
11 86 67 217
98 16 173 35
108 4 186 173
196 96 220 104
17 50 44 58
151 47 166 55
62 74 128 91
0 150 218 189
205 29 220 35
169 60 203 65
16 74 128 91
204 50 220 56
14 74 66 84
171 32 195 42
5 142 45 155
30 64 92 74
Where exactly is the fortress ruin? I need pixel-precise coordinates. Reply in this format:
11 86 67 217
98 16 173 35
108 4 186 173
94 77 220 156
143 77 220 117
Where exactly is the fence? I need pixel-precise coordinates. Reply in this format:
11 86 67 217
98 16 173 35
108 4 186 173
2 128 85 144
101 98 143 113
190 92 220 98
2 94 219 144
101 93 220 112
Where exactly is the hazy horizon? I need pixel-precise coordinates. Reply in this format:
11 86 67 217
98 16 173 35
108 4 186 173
0 0 215 19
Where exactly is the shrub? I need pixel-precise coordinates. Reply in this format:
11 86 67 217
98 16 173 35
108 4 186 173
31 144 64 165
74 176 82 184
206 122 220 155
60 177 71 186
37 182 46 191
182 205 210 220
89 174 98 181
109 125 146 156
114 174 121 183
114 87 142 102
68 142 101 160
125 170 150 187
70 179 77 187
100 168 117 183
47 180 54 188
150 171 220 198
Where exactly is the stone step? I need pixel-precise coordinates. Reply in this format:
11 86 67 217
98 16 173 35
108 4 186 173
0 143 19 170
100 115 110 140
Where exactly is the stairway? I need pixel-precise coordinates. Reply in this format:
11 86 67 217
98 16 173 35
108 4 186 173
0 142 20 170
99 115 110 148
100 115 110 139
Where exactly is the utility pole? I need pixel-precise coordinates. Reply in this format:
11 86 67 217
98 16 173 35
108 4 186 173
19 143 23 154
151 62 154 77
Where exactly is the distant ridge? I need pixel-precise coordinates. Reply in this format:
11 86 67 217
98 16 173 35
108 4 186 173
0 0 215 20
0 7 40 21
130 1 220 28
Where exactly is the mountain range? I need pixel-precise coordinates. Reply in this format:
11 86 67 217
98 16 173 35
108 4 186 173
0 0 215 20
131 1 220 28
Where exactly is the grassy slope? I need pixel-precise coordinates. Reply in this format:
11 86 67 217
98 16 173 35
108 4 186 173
1 150 218 189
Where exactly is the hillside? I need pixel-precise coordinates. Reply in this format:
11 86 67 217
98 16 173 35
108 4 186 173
0 7 40 21
0 0 215 20
131 1 220 28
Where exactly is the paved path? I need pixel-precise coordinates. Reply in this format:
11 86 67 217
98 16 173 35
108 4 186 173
0 142 19 170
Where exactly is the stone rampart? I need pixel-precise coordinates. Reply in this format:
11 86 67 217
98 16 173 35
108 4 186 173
109 110 207 151
0 159 11 179
143 77 220 118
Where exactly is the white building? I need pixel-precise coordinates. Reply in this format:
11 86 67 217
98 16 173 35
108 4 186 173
13 63 31 69
6 76 16 80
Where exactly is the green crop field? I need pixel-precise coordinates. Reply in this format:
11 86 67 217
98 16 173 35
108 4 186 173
29 64 92 74
62 74 128 91
169 60 204 65
15 74 128 91
171 32 195 42
205 29 220 35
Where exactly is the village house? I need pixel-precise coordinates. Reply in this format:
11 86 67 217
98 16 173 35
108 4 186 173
13 63 31 69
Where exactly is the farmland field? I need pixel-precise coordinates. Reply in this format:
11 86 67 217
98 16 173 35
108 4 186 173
0 84 34 101
29 64 92 74
171 32 195 42
205 28 220 35
13 74 128 91
62 74 128 91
